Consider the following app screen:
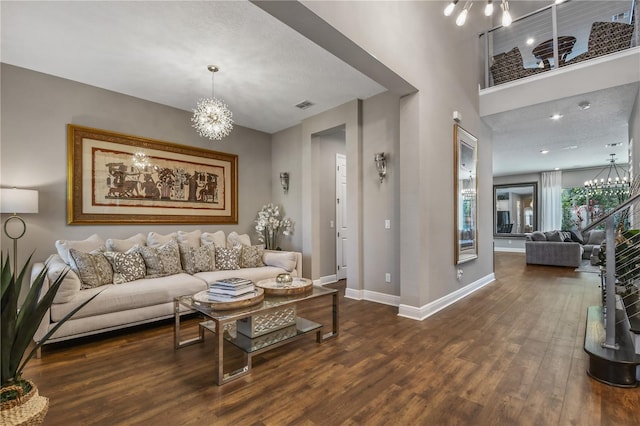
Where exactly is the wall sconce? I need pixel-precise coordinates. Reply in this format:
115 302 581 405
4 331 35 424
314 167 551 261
374 153 387 183
280 172 289 193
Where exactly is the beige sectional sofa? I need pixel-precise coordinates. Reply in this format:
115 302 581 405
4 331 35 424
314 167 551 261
32 230 301 349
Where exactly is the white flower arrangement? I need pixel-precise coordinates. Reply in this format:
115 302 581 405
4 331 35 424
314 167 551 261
255 203 294 250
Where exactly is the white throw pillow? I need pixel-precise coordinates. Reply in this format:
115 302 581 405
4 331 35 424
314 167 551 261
227 231 251 249
177 229 202 248
201 230 226 248
263 251 296 272
147 231 177 248
55 234 105 264
46 255 82 304
106 233 146 252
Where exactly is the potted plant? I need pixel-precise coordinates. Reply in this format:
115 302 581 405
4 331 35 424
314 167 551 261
1 253 99 425
254 203 294 250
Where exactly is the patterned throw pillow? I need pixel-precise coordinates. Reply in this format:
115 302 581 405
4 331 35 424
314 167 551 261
157 239 182 275
69 248 113 289
241 245 265 268
104 248 146 284
215 247 241 270
179 243 216 274
136 239 182 276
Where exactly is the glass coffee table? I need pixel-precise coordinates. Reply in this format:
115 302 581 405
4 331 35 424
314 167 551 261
174 285 338 385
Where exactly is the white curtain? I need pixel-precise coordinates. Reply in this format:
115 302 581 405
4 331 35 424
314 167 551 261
541 170 562 231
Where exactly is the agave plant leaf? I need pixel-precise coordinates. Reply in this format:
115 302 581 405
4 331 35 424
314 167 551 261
1 252 102 387
0 253 31 385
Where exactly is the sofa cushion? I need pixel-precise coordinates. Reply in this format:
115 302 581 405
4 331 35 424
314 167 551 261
50 273 207 322
587 230 605 245
104 248 147 284
545 231 563 242
215 247 241 270
201 230 226 248
559 231 572 242
46 254 82 304
147 232 177 248
530 231 547 241
570 230 585 244
69 248 113 289
177 230 202 248
179 243 216 274
227 231 251 248
194 266 298 286
241 245 265 268
105 233 146 252
263 251 296 272
55 234 105 264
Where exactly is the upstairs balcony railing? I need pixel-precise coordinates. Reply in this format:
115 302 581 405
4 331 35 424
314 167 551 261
480 0 637 88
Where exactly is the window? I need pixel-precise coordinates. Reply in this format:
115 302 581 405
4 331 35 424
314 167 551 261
561 187 625 230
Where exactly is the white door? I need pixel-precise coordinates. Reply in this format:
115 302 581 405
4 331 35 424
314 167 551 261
336 154 347 280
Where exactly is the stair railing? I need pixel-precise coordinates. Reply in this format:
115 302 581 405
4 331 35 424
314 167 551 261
583 190 640 349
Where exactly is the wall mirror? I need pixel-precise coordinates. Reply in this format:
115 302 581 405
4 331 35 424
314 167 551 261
454 125 478 265
494 182 538 236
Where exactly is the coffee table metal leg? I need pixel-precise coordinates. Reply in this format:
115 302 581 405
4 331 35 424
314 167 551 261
174 299 205 349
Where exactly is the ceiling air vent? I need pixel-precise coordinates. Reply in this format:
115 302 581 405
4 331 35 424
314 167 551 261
295 100 315 110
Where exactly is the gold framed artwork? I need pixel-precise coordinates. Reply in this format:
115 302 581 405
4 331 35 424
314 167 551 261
453 124 478 264
67 125 238 225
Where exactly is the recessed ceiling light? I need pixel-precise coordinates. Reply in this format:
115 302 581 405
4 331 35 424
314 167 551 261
526 37 535 45
540 150 550 154
578 101 591 110
550 114 563 120
562 145 578 150
554 167 560 170
605 142 622 147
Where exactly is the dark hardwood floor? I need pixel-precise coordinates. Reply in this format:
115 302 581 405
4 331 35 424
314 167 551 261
25 252 640 425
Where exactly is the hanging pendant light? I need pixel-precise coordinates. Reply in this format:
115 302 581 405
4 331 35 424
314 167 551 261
501 0 513 27
192 65 233 141
583 154 631 197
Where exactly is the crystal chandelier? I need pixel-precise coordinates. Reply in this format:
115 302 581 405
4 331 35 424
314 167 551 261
583 153 631 197
192 65 233 141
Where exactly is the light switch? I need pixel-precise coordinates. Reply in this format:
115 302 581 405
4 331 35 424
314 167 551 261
385 219 391 229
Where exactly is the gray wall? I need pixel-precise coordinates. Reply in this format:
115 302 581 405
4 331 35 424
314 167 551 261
304 1 493 308
0 64 272 270
270 125 303 252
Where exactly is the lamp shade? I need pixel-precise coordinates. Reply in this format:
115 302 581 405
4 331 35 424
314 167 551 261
1 188 39 214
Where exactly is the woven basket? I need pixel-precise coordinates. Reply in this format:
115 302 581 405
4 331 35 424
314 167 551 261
0 380 49 426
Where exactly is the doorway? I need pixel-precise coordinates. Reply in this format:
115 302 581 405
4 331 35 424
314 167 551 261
336 153 347 280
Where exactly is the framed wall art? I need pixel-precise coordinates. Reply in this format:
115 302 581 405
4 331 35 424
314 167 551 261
67 124 238 224
453 124 478 264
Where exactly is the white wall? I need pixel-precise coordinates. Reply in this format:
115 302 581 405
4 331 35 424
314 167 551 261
0 64 272 271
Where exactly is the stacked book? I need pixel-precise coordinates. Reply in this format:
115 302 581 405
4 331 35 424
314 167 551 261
207 277 255 302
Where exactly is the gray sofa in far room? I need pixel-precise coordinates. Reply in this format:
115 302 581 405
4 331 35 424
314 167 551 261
525 229 605 268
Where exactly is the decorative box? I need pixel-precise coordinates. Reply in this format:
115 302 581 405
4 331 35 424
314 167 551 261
235 324 298 351
236 306 296 337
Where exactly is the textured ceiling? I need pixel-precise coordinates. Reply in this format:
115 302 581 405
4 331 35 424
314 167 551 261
0 1 385 134
485 82 640 176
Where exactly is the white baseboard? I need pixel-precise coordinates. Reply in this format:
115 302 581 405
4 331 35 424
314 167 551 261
398 272 496 321
314 274 337 286
494 247 525 253
344 288 400 307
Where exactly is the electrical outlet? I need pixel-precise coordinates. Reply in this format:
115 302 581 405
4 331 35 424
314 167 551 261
456 269 463 280
330 220 334 228
385 273 391 283
385 219 391 229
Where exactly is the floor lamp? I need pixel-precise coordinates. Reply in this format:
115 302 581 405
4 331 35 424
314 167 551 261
1 188 39 275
